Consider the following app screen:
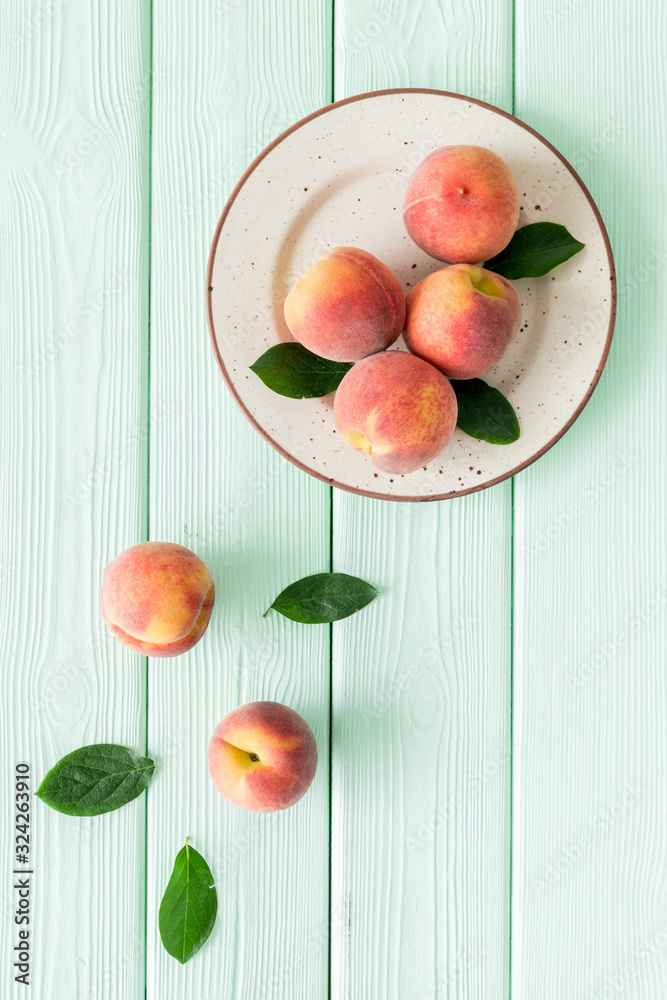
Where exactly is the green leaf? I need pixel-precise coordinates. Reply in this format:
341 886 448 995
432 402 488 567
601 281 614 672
250 342 352 398
159 838 218 964
484 222 585 278
451 378 520 445
35 744 155 816
266 572 378 624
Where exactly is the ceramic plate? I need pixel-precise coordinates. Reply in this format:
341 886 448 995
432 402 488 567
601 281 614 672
207 89 616 502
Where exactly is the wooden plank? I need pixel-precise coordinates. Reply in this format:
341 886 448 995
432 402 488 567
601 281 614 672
146 1 332 997
513 1 667 996
331 5 514 998
0 1 151 996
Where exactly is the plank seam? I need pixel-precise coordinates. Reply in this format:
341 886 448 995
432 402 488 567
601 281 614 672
328 6 336 998
144 0 156 994
328 492 333 1000
330 0 336 103
507 0 516 1000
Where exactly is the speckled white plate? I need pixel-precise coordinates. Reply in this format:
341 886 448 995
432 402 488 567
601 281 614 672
207 89 616 501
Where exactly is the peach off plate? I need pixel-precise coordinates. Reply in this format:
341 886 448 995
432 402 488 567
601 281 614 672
206 89 616 502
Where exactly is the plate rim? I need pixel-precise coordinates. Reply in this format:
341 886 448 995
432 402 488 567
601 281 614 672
206 87 617 502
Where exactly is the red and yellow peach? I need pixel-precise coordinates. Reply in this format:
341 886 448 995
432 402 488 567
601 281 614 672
334 350 458 474
404 263 521 380
208 701 318 812
284 247 405 362
101 542 215 657
403 145 520 264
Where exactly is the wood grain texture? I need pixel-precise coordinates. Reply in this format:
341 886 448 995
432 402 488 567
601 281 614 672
513 1 667 996
331 497 512 1000
332 4 513 998
146 1 332 997
0 1 150 997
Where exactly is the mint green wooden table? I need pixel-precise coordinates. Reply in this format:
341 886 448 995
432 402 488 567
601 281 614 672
2 1 665 997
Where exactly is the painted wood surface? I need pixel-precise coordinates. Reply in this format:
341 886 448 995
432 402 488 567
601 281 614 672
3 0 666 997
0 1 151 997
512 2 667 996
145 1 332 998
331 4 513 998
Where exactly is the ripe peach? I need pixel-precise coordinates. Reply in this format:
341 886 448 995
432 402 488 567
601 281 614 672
403 145 520 263
404 264 521 380
333 351 458 474
208 701 318 812
101 542 215 658
283 247 405 362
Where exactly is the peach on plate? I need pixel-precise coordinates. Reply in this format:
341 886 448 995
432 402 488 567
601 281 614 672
404 263 521 380
283 246 405 362
208 701 318 812
333 350 458 475
101 542 215 658
403 145 520 263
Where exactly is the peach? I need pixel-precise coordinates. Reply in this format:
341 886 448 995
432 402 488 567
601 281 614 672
403 145 520 263
101 542 215 658
283 247 405 362
404 264 521 380
334 351 458 474
208 701 318 812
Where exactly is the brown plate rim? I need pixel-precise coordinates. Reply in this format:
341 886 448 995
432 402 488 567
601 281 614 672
206 87 617 503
